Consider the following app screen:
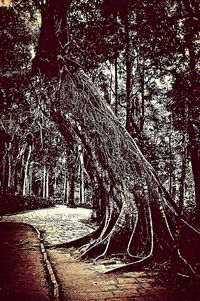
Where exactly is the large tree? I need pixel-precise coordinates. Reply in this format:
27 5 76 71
23 0 200 275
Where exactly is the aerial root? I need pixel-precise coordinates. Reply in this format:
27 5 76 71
80 202 133 261
104 254 153 274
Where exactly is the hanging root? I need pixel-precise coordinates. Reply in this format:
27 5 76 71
79 202 125 260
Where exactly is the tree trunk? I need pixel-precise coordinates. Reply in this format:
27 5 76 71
78 145 85 205
188 122 200 212
42 164 46 199
22 145 32 196
179 132 187 211
7 142 12 190
181 0 200 213
67 171 76 207
29 161 34 195
0 130 11 193
125 10 133 134
33 0 200 275
33 0 72 76
53 174 57 196
63 171 67 204
1 147 8 193
46 166 49 199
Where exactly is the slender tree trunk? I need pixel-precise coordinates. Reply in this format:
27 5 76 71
188 122 200 211
53 174 57 196
22 145 32 196
0 131 11 193
43 164 46 199
125 10 133 133
78 145 85 205
46 166 49 199
7 142 12 190
13 145 24 194
66 179 69 204
29 161 33 195
63 171 67 204
1 150 8 193
168 124 173 195
179 132 187 211
80 169 85 205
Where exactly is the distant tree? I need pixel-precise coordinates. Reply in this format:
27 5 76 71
166 0 200 211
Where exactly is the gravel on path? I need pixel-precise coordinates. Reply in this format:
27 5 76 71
0 205 94 245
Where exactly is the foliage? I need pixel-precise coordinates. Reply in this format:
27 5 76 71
0 193 54 215
0 2 40 74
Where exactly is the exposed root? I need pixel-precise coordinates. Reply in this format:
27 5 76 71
80 202 126 260
127 210 139 259
104 255 153 274
35 65 200 277
93 236 111 263
177 249 199 277
78 203 117 258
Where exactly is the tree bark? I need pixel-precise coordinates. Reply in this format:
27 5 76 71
78 145 85 205
188 122 200 211
29 161 34 195
33 0 72 76
125 8 133 134
22 145 32 196
46 165 49 199
63 171 67 203
68 171 76 207
42 164 46 199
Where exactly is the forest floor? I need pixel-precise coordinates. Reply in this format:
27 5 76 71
1 205 200 301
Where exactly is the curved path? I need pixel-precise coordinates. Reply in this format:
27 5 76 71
1 205 200 301
0 205 94 245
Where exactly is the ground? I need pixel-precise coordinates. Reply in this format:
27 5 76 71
0 222 51 301
1 205 200 301
1 205 95 245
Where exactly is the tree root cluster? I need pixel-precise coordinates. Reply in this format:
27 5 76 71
37 67 200 277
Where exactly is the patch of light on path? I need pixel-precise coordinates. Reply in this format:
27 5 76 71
0 205 95 246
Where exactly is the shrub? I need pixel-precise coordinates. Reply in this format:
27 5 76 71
0 194 55 215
